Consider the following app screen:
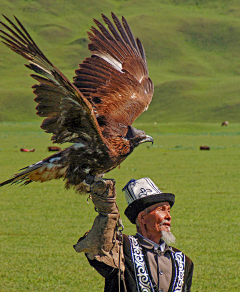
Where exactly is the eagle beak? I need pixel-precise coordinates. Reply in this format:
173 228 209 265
139 135 154 145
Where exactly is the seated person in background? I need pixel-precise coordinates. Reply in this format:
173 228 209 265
74 177 194 292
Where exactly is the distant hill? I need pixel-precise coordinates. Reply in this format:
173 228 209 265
0 0 240 122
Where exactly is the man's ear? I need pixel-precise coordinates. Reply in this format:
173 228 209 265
138 211 147 224
137 211 148 237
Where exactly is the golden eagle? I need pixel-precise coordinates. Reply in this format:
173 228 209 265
0 13 154 192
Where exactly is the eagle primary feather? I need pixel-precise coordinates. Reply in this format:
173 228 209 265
0 13 154 191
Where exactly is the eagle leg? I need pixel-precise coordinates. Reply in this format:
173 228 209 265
85 175 115 186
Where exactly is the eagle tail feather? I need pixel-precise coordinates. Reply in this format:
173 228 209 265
0 153 66 187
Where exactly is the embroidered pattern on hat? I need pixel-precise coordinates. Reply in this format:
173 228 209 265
138 187 153 197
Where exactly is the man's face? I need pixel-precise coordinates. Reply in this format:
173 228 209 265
143 202 172 235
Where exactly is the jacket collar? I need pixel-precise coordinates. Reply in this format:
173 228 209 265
136 232 171 253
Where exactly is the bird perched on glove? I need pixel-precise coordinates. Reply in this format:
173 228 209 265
0 13 154 192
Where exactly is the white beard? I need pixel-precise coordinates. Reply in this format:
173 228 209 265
161 230 176 245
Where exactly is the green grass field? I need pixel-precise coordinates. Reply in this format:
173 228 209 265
0 122 239 291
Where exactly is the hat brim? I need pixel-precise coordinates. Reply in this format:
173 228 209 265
124 193 175 224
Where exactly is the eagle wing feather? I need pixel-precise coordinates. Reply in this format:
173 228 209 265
0 13 154 190
73 13 154 138
0 15 107 150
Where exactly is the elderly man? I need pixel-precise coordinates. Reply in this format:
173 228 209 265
74 177 194 292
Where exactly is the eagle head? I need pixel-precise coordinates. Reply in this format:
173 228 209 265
126 126 153 148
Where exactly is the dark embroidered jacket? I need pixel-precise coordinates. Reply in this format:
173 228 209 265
87 234 194 292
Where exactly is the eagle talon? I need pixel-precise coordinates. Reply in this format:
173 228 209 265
101 178 116 186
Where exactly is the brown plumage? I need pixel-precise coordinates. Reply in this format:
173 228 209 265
0 13 154 192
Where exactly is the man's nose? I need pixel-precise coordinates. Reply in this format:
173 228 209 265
165 210 171 220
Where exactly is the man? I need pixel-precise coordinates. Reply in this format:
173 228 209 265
74 177 194 292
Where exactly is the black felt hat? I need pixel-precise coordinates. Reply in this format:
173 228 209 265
123 178 175 224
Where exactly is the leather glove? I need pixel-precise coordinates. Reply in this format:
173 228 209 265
73 177 124 271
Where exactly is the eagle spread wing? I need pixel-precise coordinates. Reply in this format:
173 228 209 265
74 13 153 138
0 13 154 192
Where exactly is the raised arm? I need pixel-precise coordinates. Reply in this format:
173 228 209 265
73 177 124 276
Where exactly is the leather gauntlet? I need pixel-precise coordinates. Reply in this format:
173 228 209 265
73 177 124 271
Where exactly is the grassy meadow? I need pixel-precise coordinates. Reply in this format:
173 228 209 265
0 122 239 291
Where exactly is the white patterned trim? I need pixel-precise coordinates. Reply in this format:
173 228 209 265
128 236 155 292
172 251 185 292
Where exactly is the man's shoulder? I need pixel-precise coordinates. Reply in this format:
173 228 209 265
122 234 132 248
122 233 135 243
170 246 183 253
122 234 137 257
170 246 193 265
